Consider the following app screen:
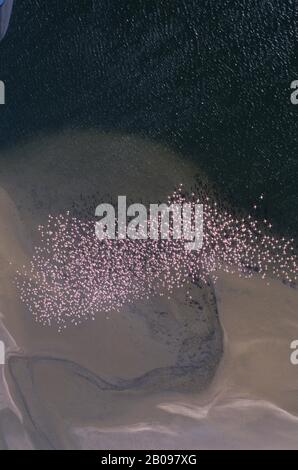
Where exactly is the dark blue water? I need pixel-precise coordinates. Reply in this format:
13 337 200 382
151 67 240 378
0 0 297 235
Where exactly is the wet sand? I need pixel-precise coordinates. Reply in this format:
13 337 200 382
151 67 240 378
0 131 297 449
3 272 298 449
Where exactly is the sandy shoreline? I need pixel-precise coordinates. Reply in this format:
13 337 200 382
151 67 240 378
2 272 297 449
0 131 297 449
